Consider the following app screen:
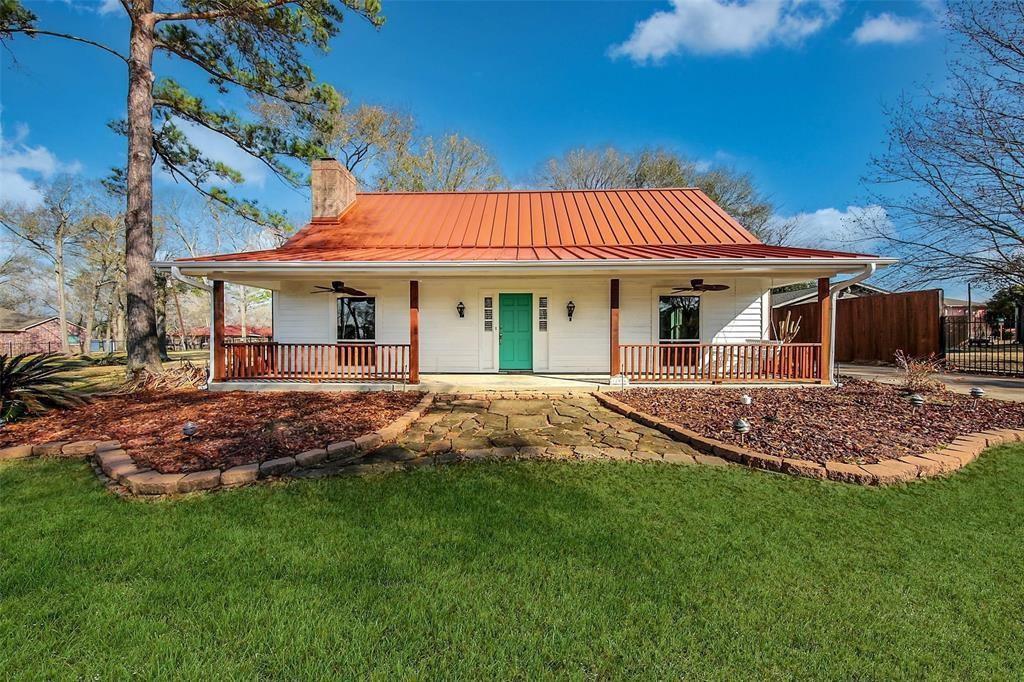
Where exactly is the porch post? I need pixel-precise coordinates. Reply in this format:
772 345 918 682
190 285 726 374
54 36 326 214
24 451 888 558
212 280 225 382
409 280 419 384
610 278 620 376
817 277 832 384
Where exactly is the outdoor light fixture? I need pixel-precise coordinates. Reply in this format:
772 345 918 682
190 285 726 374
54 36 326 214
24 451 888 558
909 394 925 411
456 301 466 318
970 386 985 409
740 394 752 406
732 417 751 445
566 300 576 321
182 421 198 440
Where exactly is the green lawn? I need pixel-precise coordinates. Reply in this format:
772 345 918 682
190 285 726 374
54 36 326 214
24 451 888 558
2 449 1023 678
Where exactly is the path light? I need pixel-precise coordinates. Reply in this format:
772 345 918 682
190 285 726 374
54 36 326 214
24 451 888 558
732 417 751 446
456 301 466 318
182 421 198 441
566 300 576 321
909 394 925 412
740 394 752 406
970 386 985 410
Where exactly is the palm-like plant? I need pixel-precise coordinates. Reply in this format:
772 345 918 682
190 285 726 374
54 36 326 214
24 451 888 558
0 353 88 424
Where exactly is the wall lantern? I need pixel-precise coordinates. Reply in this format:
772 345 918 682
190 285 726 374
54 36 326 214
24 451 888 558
456 301 466 318
566 300 576 321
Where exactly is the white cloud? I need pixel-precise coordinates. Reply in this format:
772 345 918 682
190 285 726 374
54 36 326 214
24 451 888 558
97 0 123 15
0 121 83 208
610 0 842 62
158 119 267 189
852 13 924 44
774 204 889 251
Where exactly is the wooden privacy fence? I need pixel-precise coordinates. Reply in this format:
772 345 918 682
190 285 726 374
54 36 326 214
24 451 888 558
619 343 822 383
222 342 410 382
772 289 941 363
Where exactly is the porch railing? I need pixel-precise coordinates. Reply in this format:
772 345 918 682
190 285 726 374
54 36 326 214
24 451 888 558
221 342 410 383
619 342 822 383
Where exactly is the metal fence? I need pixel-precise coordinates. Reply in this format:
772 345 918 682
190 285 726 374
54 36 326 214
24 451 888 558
942 317 1023 377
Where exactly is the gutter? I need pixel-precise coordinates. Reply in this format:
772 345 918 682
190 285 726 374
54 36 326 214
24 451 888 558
826 262 878 383
155 256 898 274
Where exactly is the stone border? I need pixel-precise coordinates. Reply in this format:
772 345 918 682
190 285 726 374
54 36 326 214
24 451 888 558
594 392 1024 485
0 393 435 497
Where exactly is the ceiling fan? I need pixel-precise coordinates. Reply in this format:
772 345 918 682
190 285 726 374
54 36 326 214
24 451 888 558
310 281 367 296
672 279 730 293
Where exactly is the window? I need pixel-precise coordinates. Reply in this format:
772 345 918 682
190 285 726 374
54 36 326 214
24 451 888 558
337 297 375 342
658 295 700 343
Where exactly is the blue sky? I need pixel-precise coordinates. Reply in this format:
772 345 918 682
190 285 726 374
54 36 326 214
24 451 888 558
1 1 950 280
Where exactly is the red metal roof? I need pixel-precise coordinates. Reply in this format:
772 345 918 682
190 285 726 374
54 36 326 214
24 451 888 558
178 189 878 263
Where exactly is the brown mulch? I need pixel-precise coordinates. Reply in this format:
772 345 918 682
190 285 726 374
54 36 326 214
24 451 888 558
0 389 424 474
611 380 1024 465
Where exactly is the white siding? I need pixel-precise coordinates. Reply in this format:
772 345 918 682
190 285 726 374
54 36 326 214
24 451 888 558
269 274 770 373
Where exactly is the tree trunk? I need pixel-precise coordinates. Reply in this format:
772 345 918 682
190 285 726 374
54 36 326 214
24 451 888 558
239 285 248 339
125 5 162 374
83 279 100 356
171 283 187 351
53 239 71 354
155 272 170 361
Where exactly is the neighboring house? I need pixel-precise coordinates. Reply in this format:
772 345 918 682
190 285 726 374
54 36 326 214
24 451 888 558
164 159 893 387
184 325 273 348
0 308 84 355
942 297 988 320
771 282 889 309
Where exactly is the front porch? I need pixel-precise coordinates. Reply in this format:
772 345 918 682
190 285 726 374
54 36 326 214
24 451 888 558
206 276 834 388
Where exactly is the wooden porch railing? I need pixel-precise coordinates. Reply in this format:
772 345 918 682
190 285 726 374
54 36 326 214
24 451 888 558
222 342 411 382
619 343 822 383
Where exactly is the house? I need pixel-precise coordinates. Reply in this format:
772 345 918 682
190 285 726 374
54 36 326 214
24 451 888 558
163 159 894 388
0 307 84 355
941 297 987 320
184 325 273 349
771 282 888 309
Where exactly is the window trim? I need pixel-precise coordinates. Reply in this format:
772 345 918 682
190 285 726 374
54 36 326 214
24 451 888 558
336 294 377 344
656 292 701 344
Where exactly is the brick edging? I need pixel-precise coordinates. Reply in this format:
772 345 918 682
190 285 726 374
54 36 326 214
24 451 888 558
0 393 436 496
594 392 1023 485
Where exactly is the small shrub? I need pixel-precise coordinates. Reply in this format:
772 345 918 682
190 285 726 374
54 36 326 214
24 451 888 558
0 353 88 424
894 350 945 393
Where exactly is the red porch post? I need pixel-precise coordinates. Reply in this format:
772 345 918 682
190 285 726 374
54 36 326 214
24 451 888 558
212 280 225 381
409 280 420 384
610 278 620 376
817 277 832 384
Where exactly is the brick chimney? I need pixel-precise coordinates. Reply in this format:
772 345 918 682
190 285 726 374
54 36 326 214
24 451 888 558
311 158 357 219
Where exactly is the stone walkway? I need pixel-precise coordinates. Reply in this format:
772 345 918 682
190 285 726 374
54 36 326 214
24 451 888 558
294 393 707 478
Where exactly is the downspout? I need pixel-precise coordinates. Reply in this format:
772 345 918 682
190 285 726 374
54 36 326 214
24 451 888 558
170 266 212 292
169 266 214 383
826 262 877 384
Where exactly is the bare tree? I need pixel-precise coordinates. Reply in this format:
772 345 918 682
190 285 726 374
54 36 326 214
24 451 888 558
538 146 788 244
861 1 1024 288
376 133 505 192
0 177 89 353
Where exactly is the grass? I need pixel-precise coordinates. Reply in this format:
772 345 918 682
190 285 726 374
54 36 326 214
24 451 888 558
56 350 210 394
2 449 1023 679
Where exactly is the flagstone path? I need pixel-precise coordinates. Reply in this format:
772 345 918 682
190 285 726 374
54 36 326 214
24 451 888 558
294 393 710 478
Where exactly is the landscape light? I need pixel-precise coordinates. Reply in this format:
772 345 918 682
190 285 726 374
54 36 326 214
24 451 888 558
909 394 925 411
732 417 751 445
970 386 985 410
182 421 198 440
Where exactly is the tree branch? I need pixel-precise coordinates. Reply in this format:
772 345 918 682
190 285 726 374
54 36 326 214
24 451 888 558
13 29 128 63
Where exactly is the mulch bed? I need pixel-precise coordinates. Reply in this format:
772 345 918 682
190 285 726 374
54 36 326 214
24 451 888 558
611 380 1024 465
0 390 424 474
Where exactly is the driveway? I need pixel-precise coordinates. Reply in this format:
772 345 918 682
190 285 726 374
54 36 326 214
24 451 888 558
840 364 1024 402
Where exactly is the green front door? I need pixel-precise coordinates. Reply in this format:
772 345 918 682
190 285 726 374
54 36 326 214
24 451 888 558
499 293 533 371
